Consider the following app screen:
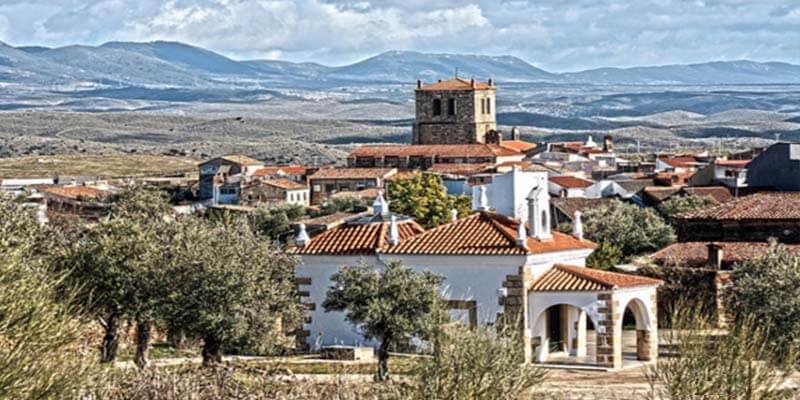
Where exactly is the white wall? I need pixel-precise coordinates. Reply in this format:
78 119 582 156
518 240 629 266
471 168 549 220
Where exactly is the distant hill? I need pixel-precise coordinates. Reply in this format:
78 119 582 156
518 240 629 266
2 40 800 92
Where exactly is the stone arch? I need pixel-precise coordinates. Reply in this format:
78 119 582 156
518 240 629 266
619 297 653 332
619 296 657 362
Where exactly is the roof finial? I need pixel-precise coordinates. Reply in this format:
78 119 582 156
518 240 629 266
516 220 527 247
296 223 310 247
573 211 584 241
388 215 400 246
450 208 458 222
478 185 490 211
454 67 459 79
373 191 388 216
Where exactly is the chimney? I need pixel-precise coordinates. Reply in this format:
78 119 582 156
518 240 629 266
511 126 521 141
471 78 476 89
388 215 399 246
450 208 459 222
373 191 389 216
603 135 614 153
488 78 494 87
477 185 490 211
417 80 422 89
573 211 584 240
707 243 724 270
296 223 310 247
516 220 527 247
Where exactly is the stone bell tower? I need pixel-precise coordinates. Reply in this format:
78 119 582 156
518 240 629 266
411 78 497 145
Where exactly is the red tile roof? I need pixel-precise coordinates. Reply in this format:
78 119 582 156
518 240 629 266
261 178 307 190
715 159 751 168
383 212 596 256
428 163 494 176
348 144 522 159
289 218 424 255
220 155 263 166
549 175 595 189
530 264 663 291
651 241 800 268
681 186 732 204
417 78 493 91
250 167 285 177
659 156 701 169
499 140 537 152
551 198 617 219
43 185 107 200
309 168 397 180
678 192 800 221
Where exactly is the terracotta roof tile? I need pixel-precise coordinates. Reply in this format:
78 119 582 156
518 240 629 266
43 185 107 200
220 155 263 166
715 159 751 168
551 198 617 219
417 78 493 91
678 192 800 220
681 186 732 204
348 144 521 159
261 178 307 190
499 140 537 152
549 175 595 189
650 241 800 268
383 212 595 256
659 156 702 169
290 217 424 255
530 264 662 291
309 168 397 180
428 163 494 176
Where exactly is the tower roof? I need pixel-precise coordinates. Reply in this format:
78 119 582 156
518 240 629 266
417 78 494 91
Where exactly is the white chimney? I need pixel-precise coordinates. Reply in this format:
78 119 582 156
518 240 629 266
388 215 399 246
450 208 459 222
373 191 388 216
527 181 552 241
573 211 584 241
296 223 310 247
585 135 597 148
516 220 527 247
477 185 490 211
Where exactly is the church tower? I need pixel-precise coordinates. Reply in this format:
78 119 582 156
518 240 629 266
411 78 497 145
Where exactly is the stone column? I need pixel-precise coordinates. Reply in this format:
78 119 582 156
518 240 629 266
636 330 657 361
595 292 622 369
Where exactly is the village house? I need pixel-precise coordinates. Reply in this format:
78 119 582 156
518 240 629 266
548 175 595 198
241 178 309 207
198 155 264 202
746 142 800 191
291 180 662 370
41 184 115 223
307 168 397 205
688 159 750 190
655 153 709 173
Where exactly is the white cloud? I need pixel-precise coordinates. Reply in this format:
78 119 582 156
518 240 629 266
0 0 798 70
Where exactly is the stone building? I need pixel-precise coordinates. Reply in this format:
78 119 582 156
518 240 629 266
412 78 497 145
198 155 263 201
241 178 309 207
307 168 397 205
347 143 526 169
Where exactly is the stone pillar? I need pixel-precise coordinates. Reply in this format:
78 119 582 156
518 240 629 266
595 292 622 369
636 330 657 361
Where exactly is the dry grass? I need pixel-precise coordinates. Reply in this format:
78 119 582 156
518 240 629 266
0 154 198 179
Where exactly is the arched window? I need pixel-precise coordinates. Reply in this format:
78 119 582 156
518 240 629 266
447 98 456 115
433 99 442 116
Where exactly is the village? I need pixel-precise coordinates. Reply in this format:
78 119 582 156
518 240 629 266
3 77 800 399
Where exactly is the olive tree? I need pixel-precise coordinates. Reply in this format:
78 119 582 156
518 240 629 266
389 174 472 228
166 217 304 367
657 195 716 223
582 200 675 258
323 260 444 381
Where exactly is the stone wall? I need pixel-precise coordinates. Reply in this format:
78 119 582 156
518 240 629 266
595 293 622 369
412 88 496 145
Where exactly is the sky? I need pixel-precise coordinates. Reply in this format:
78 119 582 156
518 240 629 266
0 0 799 71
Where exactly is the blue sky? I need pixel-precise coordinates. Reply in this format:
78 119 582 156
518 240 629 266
0 0 798 71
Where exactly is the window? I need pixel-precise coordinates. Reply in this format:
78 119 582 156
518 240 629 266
433 99 442 116
481 98 486 114
447 98 456 115
486 98 491 114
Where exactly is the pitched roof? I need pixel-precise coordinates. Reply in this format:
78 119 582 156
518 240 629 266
681 186 732 204
651 241 800 268
499 140 537 152
220 155 263 166
678 192 800 221
530 264 662 291
289 216 424 255
417 78 493 91
261 178 307 190
715 159 751 168
428 163 494 176
348 144 522 159
551 198 617 219
330 188 382 200
309 168 397 180
42 185 107 200
659 156 702 169
383 212 595 256
549 175 595 189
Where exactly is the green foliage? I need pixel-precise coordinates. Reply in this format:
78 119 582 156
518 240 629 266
636 264 718 328
582 200 675 258
586 241 622 270
657 195 716 221
410 324 546 400
245 203 305 240
165 217 304 365
728 241 800 348
388 174 472 228
0 252 97 399
319 196 369 215
323 260 444 380
646 304 795 400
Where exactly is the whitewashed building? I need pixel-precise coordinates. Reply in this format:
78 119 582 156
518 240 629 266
290 184 661 369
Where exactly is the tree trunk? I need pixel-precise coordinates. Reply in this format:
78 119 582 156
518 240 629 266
134 321 152 369
202 335 223 367
100 312 120 363
376 338 391 381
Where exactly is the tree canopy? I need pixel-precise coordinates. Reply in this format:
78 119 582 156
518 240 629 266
388 174 472 228
582 200 675 258
323 261 444 380
657 195 716 222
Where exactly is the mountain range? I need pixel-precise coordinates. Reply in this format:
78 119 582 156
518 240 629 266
2 41 800 90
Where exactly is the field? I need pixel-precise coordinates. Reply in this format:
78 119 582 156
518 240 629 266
0 154 199 179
